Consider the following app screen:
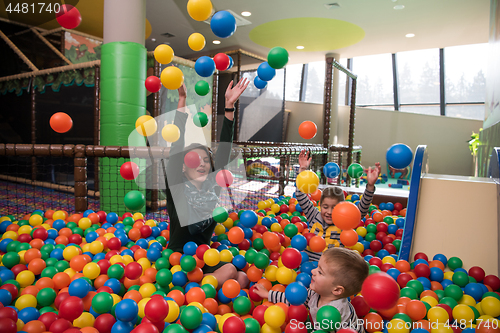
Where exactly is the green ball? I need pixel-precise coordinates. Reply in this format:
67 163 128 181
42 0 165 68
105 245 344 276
193 112 209 128
1 252 20 268
156 236 167 247
41 244 55 253
244 248 258 264
439 296 458 309
228 247 239 257
162 249 174 259
347 163 364 179
469 304 480 320
368 205 378 213
233 296 252 315
180 255 197 272
156 269 173 287
92 292 114 314
179 306 203 329
124 190 145 211
369 265 381 275
393 313 412 324
128 285 141 292
41 266 59 279
39 306 58 315
284 224 298 238
123 217 135 226
316 305 341 331
201 283 216 299
213 207 229 223
400 287 418 300
452 271 469 287
155 257 170 270
365 232 376 242
366 224 377 233
447 257 463 271
444 284 463 302
66 222 78 229
6 241 19 252
40 251 50 261
254 252 270 269
434 289 445 300
482 291 500 301
267 47 289 69
252 238 264 251
406 280 424 296
37 288 57 307
18 220 30 227
164 323 188 333
383 216 394 224
108 264 125 280
194 80 210 96
54 261 69 272
280 213 290 220
244 318 261 333
392 239 401 250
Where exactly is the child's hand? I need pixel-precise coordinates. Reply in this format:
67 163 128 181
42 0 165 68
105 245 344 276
252 284 269 299
225 78 250 108
178 83 187 99
366 162 381 188
298 150 311 173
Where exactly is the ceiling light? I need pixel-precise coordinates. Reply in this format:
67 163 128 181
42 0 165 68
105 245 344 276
296 46 304 50
394 5 405 9
213 40 221 44
241 11 251 17
405 33 415 38
151 38 156 42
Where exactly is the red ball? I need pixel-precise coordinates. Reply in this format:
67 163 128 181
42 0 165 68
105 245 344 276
50 112 73 133
280 205 289 214
49 318 73 333
383 243 397 255
350 295 370 317
381 263 395 272
125 262 143 280
362 249 375 257
239 239 250 251
38 312 59 332
94 313 116 333
58 296 84 321
436 303 453 322
0 284 17 300
32 227 48 240
223 316 246 333
120 162 140 180
361 272 400 310
394 203 403 211
382 236 394 246
184 151 201 169
484 275 500 291
55 4 82 29
11 264 27 277
288 304 308 322
395 229 404 237
196 244 210 260
141 317 164 332
468 266 485 282
413 252 428 261
248 285 262 302
397 273 413 288
369 257 383 268
97 211 107 223
252 304 268 326
0 318 16 333
132 322 159 333
140 225 152 238
303 232 315 243
285 322 307 333
97 259 111 275
376 231 387 241
216 169 234 187
414 264 431 278
107 237 121 251
370 240 383 252
281 248 302 269
376 222 388 233
0 307 18 322
145 76 162 93
123 212 133 219
145 297 169 323
213 53 230 71
97 286 114 294
17 234 32 243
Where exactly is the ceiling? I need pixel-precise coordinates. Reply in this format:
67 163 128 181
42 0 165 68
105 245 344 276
1 0 491 65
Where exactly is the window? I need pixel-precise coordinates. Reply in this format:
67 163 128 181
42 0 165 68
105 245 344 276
241 71 260 98
304 61 325 104
444 43 487 120
267 69 285 100
338 58 347 105
397 48 440 115
352 54 394 108
285 64 303 102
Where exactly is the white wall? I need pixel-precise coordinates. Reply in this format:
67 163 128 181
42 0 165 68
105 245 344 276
285 101 483 176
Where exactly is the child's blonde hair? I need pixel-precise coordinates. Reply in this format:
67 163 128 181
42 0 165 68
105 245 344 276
322 247 369 297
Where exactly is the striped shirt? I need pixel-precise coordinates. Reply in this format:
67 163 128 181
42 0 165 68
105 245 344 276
268 289 366 333
297 186 375 262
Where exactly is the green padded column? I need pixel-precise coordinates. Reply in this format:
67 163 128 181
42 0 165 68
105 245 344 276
100 41 146 215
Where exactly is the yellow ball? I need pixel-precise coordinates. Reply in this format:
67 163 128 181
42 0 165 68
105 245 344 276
356 226 367 237
73 312 95 328
104 233 115 240
188 301 206 313
296 170 319 194
89 241 104 255
188 32 206 51
202 275 218 289
165 300 180 322
258 201 267 210
481 296 500 317
52 210 67 221
214 224 226 236
78 217 92 230
28 214 43 226
154 44 174 64
428 306 450 323
349 242 364 254
18 250 27 265
139 283 156 298
459 295 477 306
276 267 293 285
443 271 454 281
271 204 280 213
161 66 184 90
162 124 180 143
264 305 286 328
430 323 453 333
123 255 134 265
15 294 37 310
16 270 35 288
81 243 91 253
186 0 213 21
64 268 77 278
18 225 32 235
136 115 158 137
83 262 101 280
0 216 11 222
218 313 236 331
220 249 233 262
138 297 150 318
261 323 281 333
132 212 144 221
2 230 17 240
382 256 396 266
452 304 475 323
421 296 439 307
222 218 234 229
271 223 282 233
63 246 80 261
203 249 220 267
110 255 125 265
111 293 121 305
475 303 484 316
137 257 151 271
387 319 410 333
171 265 182 274
145 219 156 227
264 265 278 282
145 18 152 39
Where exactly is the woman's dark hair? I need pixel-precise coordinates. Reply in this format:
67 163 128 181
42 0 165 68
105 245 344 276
183 143 215 171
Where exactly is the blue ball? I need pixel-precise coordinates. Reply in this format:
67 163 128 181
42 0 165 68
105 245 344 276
433 254 448 267
385 202 395 211
300 262 315 276
201 312 217 330
295 203 303 213
18 307 39 323
217 288 232 304
387 268 401 281
47 229 58 240
417 277 432 289
195 56 216 77
254 76 267 89
185 282 200 293
107 212 119 224
104 278 122 294
115 299 139 322
86 231 99 243
240 210 258 228
0 239 13 253
52 219 66 231
210 11 237 38
257 62 276 81
441 279 453 289
386 144 413 169
83 209 94 217
147 248 162 262
464 283 484 301
364 255 374 262
69 278 91 298
232 255 247 270
50 248 64 260
183 242 198 256
285 282 308 305
395 218 405 228
0 289 12 306
291 234 307 251
295 273 311 288
379 203 387 211
172 271 188 287
193 324 213 333
261 217 272 228
414 259 429 266
227 56 234 70
377 249 389 258
387 224 398 235
323 162 340 179
242 227 253 239
301 252 309 264
0 221 12 233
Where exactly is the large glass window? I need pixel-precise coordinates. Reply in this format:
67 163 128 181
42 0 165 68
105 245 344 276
397 48 440 115
304 61 325 104
285 64 303 102
352 53 394 108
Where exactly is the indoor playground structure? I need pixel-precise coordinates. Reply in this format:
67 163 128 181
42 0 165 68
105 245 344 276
0 2 499 333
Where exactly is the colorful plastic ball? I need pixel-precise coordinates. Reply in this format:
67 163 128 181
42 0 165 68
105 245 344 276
180 255 197 272
464 283 484 301
214 53 230 71
193 112 209 127
481 296 500 317
361 272 400 310
285 282 308 306
323 162 340 178
59 296 84 321
124 191 146 211
0 317 17 333
180 305 203 329
188 32 206 51
195 56 216 77
145 297 169 322
257 62 276 81
115 299 139 322
0 289 12 306
347 163 364 179
296 170 319 194
239 211 258 228
316 305 341 331
298 121 317 140
222 279 241 298
55 4 81 29
264 305 286 328
184 151 201 168
135 115 157 137
331 201 361 230
50 112 73 133
223 316 245 333
216 169 234 187
386 144 413 169
145 76 162 93
154 44 174 65
195 81 210 97
18 306 40 323
161 124 180 143
254 76 267 89
267 47 289 69
187 0 212 21
161 66 184 90
281 248 301 269
92 292 114 314
210 10 237 38
232 296 251 315
483 275 500 290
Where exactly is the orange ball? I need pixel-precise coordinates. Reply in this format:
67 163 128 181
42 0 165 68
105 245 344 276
24 248 42 263
144 268 157 282
45 210 55 219
128 228 141 241
22 320 46 333
430 281 443 291
36 277 54 290
429 260 445 270
395 260 411 272
308 236 326 252
257 279 272 291
222 279 241 298
28 258 46 275
203 298 218 315
331 201 362 230
123 290 142 303
246 265 263 282
372 212 383 223
29 239 44 249
186 287 206 304
218 304 232 316
420 290 439 301
81 328 100 333
310 189 322 202
21 285 39 297
70 255 89 272
55 235 69 245
169 252 182 266
87 213 100 224
50 112 73 133
262 232 280 249
339 229 358 247
134 248 148 261
82 291 96 311
271 284 286 293
167 289 185 307
298 121 317 140
363 312 384 333
406 300 427 321
52 272 71 289
227 227 245 244
187 267 204 282
94 275 109 290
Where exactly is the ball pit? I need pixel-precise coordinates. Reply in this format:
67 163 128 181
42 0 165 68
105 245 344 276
0 193 498 333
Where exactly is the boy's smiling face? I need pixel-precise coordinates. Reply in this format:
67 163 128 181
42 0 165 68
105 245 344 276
320 197 339 225
310 256 338 296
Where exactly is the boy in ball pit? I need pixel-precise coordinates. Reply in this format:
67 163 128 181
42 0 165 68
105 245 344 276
297 150 381 262
253 247 369 333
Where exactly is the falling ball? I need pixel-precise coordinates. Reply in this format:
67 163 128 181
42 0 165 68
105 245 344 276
267 47 289 69
361 272 401 310
347 163 364 179
195 80 210 96
162 124 180 143
161 66 184 90
298 121 317 140
50 112 73 133
135 115 157 137
254 76 267 89
145 76 161 93
124 191 146 211
55 4 82 29
216 169 234 187
188 32 206 51
386 144 413 169
184 151 201 169
195 56 216 77
120 162 140 180
193 112 209 127
154 44 174 65
213 53 230 71
210 11 237 38
187 0 213 21
296 170 319 194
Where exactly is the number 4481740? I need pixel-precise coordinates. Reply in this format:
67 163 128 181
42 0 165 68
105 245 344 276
5 3 61 14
